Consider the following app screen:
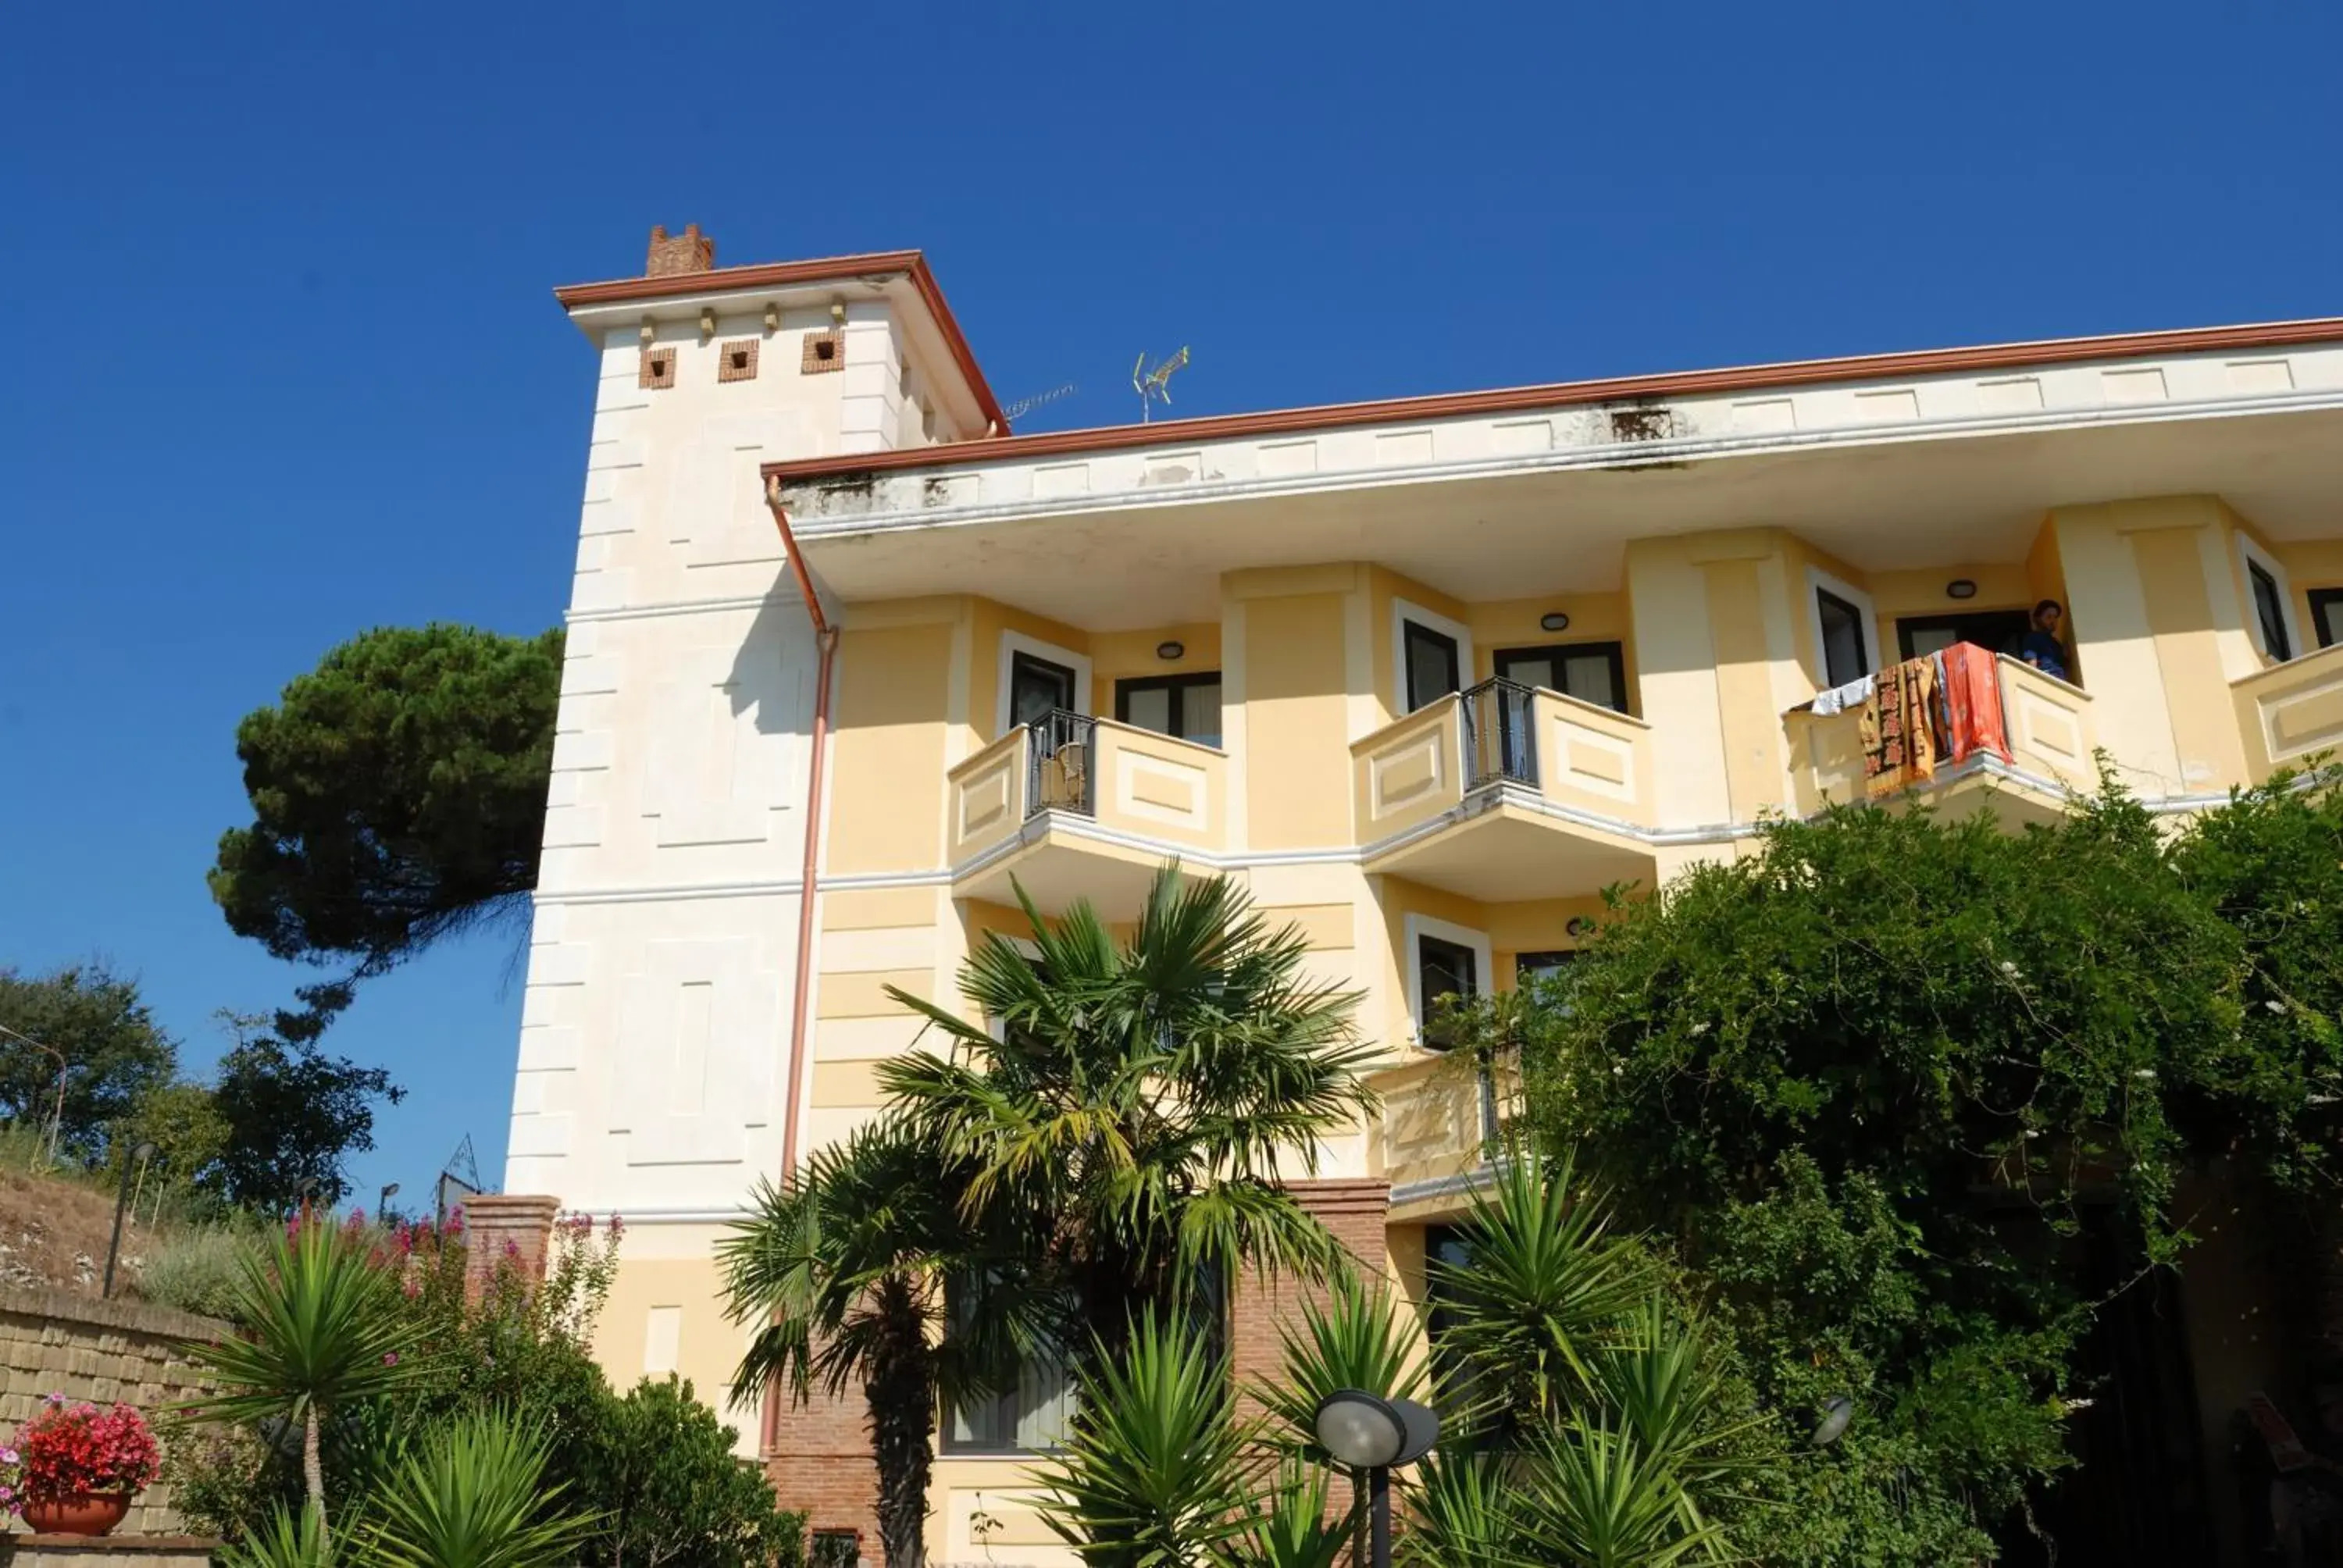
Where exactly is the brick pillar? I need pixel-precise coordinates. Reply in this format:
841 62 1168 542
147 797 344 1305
1230 1178 1393 1402
765 1379 879 1556
460 1194 561 1303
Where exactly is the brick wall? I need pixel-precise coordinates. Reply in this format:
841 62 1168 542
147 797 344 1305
1229 1178 1392 1405
0 1287 226 1535
764 1377 879 1553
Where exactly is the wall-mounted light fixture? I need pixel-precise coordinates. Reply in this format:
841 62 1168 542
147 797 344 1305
1566 916 1596 937
638 316 657 349
1155 641 1186 661
699 306 717 344
829 299 848 328
1946 579 1978 600
1540 611 1572 633
763 301 781 334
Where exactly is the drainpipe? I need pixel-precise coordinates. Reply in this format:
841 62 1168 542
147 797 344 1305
761 476 838 1458
765 476 837 1188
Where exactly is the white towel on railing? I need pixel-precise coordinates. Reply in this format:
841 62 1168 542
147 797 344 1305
1810 673 1878 717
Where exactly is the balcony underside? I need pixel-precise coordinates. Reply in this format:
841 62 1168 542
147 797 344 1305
1363 792 1658 902
952 814 1179 917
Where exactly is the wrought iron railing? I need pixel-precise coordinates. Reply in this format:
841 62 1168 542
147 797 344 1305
1025 709 1097 819
1460 677 1539 790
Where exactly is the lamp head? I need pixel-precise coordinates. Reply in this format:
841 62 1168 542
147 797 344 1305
1314 1389 1441 1469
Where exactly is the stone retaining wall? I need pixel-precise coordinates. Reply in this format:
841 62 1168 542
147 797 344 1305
0 1288 226 1535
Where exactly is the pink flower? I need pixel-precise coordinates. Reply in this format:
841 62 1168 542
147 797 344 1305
383 1352 400 1367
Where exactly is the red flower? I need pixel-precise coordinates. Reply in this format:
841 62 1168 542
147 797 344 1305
9 1402 160 1502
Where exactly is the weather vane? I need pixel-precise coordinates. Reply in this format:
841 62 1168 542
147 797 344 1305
1132 347 1190 423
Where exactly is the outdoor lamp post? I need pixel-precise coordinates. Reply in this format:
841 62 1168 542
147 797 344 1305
103 1141 159 1299
1314 1388 1440 1568
379 1181 401 1220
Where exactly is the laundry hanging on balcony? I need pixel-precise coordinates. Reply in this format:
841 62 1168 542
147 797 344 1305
1857 645 2015 798
1860 657 1939 798
1936 643 2013 767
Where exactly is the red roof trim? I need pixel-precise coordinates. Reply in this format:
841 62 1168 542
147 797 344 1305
761 314 2343 486
552 250 1006 430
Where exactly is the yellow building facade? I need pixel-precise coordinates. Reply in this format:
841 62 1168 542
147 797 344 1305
508 228 2343 1563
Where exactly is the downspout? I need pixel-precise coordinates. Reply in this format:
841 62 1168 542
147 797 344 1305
766 474 837 1186
761 476 839 1458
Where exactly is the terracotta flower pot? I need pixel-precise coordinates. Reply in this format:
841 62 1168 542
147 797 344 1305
21 1492 134 1536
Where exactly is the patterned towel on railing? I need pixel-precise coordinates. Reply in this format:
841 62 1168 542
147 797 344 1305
1860 657 1939 798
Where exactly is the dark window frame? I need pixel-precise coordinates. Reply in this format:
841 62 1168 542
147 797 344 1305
1513 950 1579 984
1415 932 1479 1049
2248 558 2295 661
1403 620 1463 713
1008 650 1079 729
1893 610 2034 662
1492 642 1631 715
1113 672 1225 745
2309 588 2343 650
1815 587 1873 687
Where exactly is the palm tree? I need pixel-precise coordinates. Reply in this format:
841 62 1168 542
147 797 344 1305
719 1123 1054 1568
880 867 1381 1366
187 1213 424 1551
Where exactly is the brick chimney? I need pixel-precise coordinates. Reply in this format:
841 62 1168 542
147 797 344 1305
646 223 715 277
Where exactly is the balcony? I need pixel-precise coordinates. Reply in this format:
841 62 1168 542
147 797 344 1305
1785 653 2095 826
1353 679 1659 900
947 710 1229 914
2233 641 2343 784
1371 1046 1521 1217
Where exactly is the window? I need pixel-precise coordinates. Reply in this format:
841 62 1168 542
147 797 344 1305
1423 1224 1475 1398
1816 588 1871 688
2311 589 2343 650
2248 559 2294 662
947 1351 1075 1453
1115 674 1223 747
1514 950 1578 985
1416 935 1478 1049
1010 651 1078 729
1403 621 1462 713
1493 643 1628 715
1895 611 2031 661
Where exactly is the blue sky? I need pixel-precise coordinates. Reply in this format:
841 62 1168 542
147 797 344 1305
2 2 2338 1206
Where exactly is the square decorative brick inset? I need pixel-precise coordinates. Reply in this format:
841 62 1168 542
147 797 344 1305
801 329 844 374
718 338 760 383
640 347 676 390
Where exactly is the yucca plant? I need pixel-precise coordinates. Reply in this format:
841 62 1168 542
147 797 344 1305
358 1413 594 1568
1403 1444 1523 1568
1516 1417 1718 1568
1585 1299 1754 1549
1430 1150 1655 1431
1233 1461 1355 1568
1033 1309 1261 1568
186 1214 425 1549
1253 1268 1427 1564
216 1503 331 1568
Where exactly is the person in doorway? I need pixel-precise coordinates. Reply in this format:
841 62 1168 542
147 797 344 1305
2020 599 2072 682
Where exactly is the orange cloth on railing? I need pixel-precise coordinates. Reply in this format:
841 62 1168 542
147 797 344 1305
1938 643 2012 765
1860 657 1938 798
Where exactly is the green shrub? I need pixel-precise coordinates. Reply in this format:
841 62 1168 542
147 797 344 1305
138 1224 260 1319
574 1376 805 1568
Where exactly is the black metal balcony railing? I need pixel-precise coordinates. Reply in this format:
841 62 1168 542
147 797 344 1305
1025 710 1097 820
1460 677 1539 791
